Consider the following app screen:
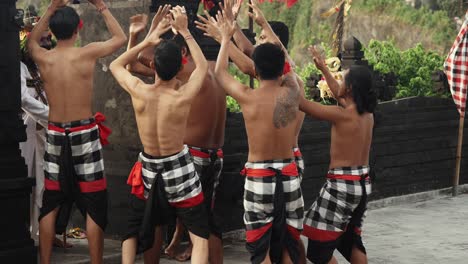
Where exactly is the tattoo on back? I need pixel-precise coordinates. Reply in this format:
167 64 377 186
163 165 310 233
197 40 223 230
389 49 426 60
273 75 300 128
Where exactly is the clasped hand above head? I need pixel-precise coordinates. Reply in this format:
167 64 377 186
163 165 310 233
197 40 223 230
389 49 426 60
195 8 237 43
142 5 190 46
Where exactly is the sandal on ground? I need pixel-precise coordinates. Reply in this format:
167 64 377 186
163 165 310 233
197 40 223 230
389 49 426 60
66 228 87 239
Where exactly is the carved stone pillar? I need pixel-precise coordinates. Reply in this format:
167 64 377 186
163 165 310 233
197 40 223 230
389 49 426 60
0 0 37 262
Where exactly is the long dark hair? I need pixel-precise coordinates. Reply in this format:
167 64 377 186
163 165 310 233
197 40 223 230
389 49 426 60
345 65 377 114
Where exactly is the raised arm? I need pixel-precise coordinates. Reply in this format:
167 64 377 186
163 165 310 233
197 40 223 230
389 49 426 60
134 4 172 75
170 6 208 99
308 45 347 106
214 12 250 102
110 18 171 93
222 0 255 56
299 96 348 123
195 12 256 77
27 0 66 63
82 0 127 58
248 0 295 66
125 14 155 76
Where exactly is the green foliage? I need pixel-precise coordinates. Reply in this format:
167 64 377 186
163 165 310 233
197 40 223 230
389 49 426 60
396 43 445 98
226 96 241 113
364 40 446 98
356 0 457 47
364 40 402 74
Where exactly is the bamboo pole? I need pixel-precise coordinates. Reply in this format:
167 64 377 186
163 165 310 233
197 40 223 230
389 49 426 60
453 114 465 196
249 0 254 88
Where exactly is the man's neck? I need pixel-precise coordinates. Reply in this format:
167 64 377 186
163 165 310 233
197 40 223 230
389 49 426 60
56 39 76 48
155 78 179 89
258 78 282 90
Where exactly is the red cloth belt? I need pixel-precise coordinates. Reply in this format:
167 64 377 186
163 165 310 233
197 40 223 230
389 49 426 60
94 112 111 146
47 112 111 146
189 148 224 159
44 178 107 193
303 224 362 242
127 161 205 207
169 192 204 208
246 223 301 243
241 162 298 177
127 161 145 200
327 173 369 181
293 149 302 157
303 225 342 242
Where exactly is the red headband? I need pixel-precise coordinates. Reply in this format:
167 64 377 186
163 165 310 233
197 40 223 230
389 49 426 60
283 61 291 75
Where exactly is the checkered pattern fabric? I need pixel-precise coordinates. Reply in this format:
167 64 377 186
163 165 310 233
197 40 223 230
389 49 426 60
304 166 371 233
139 145 202 202
293 147 305 179
444 11 468 116
189 146 223 203
243 159 304 232
44 118 105 184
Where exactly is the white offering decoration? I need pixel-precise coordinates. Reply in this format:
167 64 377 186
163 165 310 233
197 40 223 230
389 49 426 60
317 57 343 99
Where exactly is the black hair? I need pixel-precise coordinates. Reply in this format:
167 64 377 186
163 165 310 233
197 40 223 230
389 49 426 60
268 21 289 49
172 34 189 55
49 6 80 40
153 40 182 81
345 65 377 114
252 43 285 80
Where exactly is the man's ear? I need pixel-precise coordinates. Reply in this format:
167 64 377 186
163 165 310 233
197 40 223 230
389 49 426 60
181 47 188 57
149 61 155 70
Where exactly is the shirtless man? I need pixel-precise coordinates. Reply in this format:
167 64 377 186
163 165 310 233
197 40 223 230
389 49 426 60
126 8 227 263
28 0 126 263
109 7 210 264
197 0 306 183
213 13 304 264
300 47 376 264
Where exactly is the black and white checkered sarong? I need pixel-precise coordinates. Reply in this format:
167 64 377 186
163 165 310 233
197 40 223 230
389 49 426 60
139 145 202 203
304 166 371 233
41 117 107 233
243 159 304 264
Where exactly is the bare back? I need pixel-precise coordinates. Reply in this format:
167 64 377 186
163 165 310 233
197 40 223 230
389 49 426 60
184 63 227 149
241 84 298 162
131 81 193 156
330 107 374 169
37 47 96 122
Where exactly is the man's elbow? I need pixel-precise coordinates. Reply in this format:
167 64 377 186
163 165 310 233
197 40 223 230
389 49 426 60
116 34 128 48
109 60 119 74
111 34 128 50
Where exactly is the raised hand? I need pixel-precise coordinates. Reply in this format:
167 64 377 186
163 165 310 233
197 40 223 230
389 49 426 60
220 0 235 22
146 17 171 45
232 0 242 20
195 10 222 43
169 6 189 34
148 4 171 34
215 11 237 42
129 14 148 35
248 0 267 27
308 45 327 71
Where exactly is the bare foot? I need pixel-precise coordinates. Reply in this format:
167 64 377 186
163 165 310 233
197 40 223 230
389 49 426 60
175 243 192 262
164 244 177 259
